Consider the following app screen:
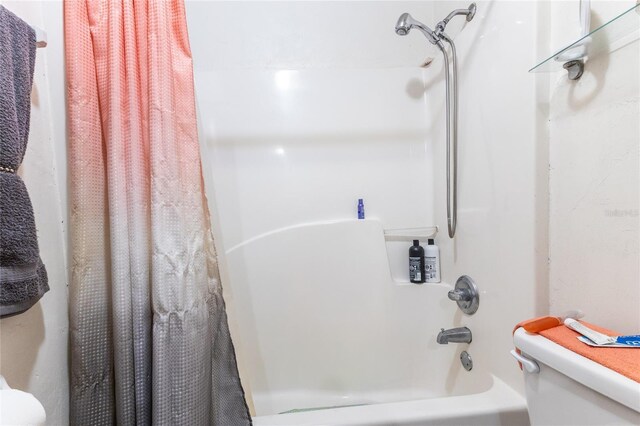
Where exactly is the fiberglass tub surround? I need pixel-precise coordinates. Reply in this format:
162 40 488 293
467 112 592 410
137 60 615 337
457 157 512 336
225 219 492 414
186 0 541 422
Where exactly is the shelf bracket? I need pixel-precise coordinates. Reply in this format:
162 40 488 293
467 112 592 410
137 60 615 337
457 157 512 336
563 59 585 80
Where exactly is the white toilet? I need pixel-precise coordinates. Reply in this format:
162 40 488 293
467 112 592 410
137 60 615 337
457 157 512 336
0 376 46 426
513 328 640 426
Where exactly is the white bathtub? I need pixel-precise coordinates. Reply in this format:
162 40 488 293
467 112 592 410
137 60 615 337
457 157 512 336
220 220 530 424
253 375 528 425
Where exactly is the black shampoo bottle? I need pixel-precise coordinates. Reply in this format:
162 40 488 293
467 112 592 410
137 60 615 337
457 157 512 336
409 240 425 283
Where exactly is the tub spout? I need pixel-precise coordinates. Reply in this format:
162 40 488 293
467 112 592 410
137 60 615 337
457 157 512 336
437 327 472 344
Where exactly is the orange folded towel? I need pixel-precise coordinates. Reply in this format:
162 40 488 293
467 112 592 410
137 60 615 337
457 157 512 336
514 318 640 383
514 316 563 334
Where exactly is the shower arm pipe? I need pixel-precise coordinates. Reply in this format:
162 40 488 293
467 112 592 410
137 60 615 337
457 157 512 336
437 10 468 30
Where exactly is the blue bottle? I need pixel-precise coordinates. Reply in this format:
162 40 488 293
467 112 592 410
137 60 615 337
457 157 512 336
357 199 365 219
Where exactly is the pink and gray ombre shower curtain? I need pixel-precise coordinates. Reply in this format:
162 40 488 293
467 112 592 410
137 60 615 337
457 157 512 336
65 1 251 424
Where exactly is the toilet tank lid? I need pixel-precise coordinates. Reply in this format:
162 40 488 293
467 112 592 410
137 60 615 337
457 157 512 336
514 327 640 413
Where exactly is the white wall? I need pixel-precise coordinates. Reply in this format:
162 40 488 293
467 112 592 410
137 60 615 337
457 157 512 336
547 0 640 333
0 1 68 425
188 0 438 249
430 0 544 393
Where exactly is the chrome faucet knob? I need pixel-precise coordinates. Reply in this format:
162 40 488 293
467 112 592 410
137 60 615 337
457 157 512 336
447 276 480 315
448 289 470 302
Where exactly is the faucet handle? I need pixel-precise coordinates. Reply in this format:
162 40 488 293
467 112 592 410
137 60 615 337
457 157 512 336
448 289 471 302
447 276 480 315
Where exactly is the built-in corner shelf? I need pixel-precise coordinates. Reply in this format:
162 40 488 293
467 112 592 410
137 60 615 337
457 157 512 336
530 3 640 79
383 226 438 241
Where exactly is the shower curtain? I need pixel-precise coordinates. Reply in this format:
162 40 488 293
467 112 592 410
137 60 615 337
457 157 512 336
65 1 251 424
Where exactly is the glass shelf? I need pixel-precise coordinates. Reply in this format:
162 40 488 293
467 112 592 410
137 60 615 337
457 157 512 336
530 3 640 73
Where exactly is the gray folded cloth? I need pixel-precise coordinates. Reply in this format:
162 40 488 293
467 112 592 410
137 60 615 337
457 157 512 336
0 5 48 318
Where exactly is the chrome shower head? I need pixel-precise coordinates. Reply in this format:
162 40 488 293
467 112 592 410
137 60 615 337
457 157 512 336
466 3 477 22
395 13 440 45
395 13 412 36
436 3 477 35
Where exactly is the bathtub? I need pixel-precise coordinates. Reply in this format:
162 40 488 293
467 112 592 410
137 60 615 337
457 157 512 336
222 219 530 424
253 375 528 425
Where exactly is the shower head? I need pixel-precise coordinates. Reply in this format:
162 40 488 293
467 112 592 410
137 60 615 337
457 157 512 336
436 3 477 35
395 13 412 36
466 3 477 22
395 13 440 45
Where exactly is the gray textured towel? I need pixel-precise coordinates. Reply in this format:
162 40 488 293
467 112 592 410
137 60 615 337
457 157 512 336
0 5 48 317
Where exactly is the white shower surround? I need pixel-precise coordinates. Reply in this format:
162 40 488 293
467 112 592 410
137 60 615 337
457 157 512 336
187 0 543 422
222 219 514 416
